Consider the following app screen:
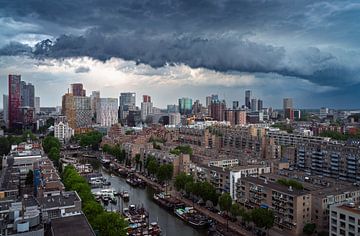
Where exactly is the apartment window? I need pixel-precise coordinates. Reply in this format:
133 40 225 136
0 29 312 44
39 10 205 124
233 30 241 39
340 221 346 228
349 224 355 232
331 211 337 217
349 216 355 224
349 233 354 236
331 226 337 232
340 229 345 236
340 213 346 220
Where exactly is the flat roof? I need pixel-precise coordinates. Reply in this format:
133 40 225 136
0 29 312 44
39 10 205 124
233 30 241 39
242 176 309 196
51 214 95 236
337 204 360 215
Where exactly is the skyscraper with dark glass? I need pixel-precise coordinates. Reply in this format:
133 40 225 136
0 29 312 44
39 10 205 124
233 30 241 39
178 97 193 115
8 74 21 128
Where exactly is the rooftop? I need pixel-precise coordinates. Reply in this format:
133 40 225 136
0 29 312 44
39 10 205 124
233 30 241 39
242 176 309 196
39 191 80 209
51 214 96 236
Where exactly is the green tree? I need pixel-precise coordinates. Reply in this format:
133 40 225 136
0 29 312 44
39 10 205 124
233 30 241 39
25 170 34 186
174 172 193 191
303 223 316 235
43 136 61 153
48 147 60 166
134 154 141 170
185 181 195 195
219 193 232 212
0 137 10 156
147 159 159 176
230 203 241 218
94 212 128 236
251 208 275 234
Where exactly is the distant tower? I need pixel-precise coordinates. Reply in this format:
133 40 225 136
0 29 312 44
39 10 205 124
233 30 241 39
245 90 251 109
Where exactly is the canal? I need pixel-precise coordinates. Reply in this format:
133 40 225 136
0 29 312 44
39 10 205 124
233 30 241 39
96 169 207 236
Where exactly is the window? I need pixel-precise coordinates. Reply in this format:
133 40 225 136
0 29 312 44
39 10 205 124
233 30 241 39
349 216 355 223
340 213 346 220
340 221 346 228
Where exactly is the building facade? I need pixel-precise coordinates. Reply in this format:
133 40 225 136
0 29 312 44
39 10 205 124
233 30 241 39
54 121 74 143
96 98 118 127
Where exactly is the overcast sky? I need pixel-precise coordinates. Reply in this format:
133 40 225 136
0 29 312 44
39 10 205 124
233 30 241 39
0 0 359 109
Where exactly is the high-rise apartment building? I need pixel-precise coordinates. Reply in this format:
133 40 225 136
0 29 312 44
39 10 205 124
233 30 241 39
232 101 239 109
90 91 100 118
62 91 92 130
3 95 8 128
178 97 193 115
329 203 360 236
192 100 202 114
20 81 35 107
167 104 178 113
141 95 153 121
119 92 136 120
210 99 226 121
96 98 118 127
35 97 40 114
71 83 86 96
8 75 21 127
258 99 263 111
283 98 294 120
245 90 251 109
251 98 257 112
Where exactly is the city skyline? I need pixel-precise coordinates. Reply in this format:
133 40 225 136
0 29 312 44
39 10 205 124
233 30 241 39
1 1 360 108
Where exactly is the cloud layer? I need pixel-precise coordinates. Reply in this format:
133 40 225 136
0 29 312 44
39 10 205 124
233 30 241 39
0 0 359 108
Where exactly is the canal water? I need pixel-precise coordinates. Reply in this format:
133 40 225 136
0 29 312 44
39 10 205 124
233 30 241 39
95 170 207 236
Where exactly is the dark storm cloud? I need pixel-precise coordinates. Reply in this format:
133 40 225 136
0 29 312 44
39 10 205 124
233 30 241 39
0 42 32 56
0 0 360 87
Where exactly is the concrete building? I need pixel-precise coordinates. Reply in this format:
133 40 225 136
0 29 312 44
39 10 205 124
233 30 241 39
8 74 21 128
167 104 178 113
245 90 251 109
90 91 100 118
54 121 74 143
119 92 136 120
141 95 153 120
62 93 92 130
238 177 312 236
96 98 118 127
3 94 9 127
320 107 329 119
329 203 360 236
20 81 35 107
251 98 257 112
169 113 181 126
283 98 293 120
35 96 40 114
71 83 86 96
230 165 271 200
210 99 226 121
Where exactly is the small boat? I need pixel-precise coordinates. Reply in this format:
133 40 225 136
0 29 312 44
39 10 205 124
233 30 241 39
174 207 209 229
120 191 130 202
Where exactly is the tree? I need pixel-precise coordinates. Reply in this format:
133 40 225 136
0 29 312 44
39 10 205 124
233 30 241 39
219 193 232 212
0 137 10 156
251 208 275 234
48 147 60 166
94 212 128 236
185 181 195 195
174 172 193 191
230 203 242 218
134 154 141 170
25 170 34 186
147 159 159 176
43 136 60 153
303 223 316 235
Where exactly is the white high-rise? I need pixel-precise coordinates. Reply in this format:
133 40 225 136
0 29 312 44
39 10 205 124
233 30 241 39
35 97 40 114
96 98 118 127
54 121 74 143
141 95 153 121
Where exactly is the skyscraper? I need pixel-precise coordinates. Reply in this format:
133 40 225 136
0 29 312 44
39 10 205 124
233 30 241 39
251 98 258 112
71 83 86 96
90 91 100 118
283 98 294 120
210 99 226 121
258 99 263 111
3 95 8 128
245 90 252 109
8 74 21 127
141 95 153 120
20 81 35 107
96 98 118 127
119 92 136 120
35 97 40 114
192 100 202 114
232 101 239 109
178 97 193 115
